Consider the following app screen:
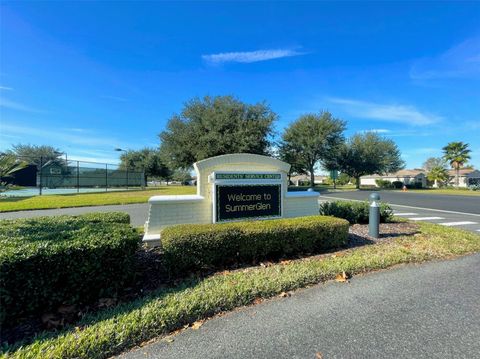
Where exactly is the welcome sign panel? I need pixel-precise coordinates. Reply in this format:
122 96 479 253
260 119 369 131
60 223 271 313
216 184 281 222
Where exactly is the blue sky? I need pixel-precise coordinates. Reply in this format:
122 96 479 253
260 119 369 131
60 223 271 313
1 1 479 171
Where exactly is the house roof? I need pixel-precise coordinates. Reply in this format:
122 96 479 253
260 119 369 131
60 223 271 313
447 168 477 176
361 169 425 179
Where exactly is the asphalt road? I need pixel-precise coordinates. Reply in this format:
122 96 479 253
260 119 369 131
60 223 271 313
1 190 479 232
322 190 480 214
321 190 480 233
119 254 480 359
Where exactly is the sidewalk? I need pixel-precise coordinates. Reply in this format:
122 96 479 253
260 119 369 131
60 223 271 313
118 254 480 359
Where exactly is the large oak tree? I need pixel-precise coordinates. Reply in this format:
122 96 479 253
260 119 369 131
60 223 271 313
278 112 346 187
336 132 405 188
159 96 277 169
119 148 172 183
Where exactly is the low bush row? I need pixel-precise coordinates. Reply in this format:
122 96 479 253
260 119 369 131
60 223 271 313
0 212 139 326
319 200 393 224
162 215 349 275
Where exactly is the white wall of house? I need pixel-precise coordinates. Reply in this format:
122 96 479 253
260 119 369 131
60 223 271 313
360 174 426 187
447 170 480 187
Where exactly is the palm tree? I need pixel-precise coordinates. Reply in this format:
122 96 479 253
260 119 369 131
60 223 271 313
0 154 28 191
442 142 471 188
427 165 449 188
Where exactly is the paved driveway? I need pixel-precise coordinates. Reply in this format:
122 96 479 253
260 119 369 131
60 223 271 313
119 254 480 359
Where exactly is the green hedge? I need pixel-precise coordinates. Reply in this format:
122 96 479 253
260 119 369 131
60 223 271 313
162 215 349 275
0 212 139 326
319 200 393 224
74 211 131 224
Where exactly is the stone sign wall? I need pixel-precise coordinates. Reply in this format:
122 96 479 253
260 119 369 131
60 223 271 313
143 153 320 246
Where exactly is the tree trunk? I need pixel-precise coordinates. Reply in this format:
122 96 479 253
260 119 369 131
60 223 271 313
310 168 315 189
455 166 459 188
356 176 360 189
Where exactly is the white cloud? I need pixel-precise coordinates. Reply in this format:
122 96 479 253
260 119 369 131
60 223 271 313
202 49 305 65
326 97 441 126
0 97 43 112
1 122 120 147
410 36 480 80
0 86 13 91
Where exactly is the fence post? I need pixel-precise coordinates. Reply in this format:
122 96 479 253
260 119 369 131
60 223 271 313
126 165 129 190
39 156 43 195
105 164 108 192
77 161 80 193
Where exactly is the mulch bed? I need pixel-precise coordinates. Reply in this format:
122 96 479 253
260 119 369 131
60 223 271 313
348 221 420 248
2 221 419 346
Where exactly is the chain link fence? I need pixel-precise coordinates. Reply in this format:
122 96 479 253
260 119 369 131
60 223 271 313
2 155 145 196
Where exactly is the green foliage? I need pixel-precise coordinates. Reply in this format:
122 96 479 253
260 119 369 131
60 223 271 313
8 144 64 168
392 180 404 189
442 141 471 188
336 172 352 186
442 142 471 169
427 165 449 187
0 154 28 190
375 179 394 189
336 132 405 189
172 168 193 184
319 200 394 224
162 216 349 275
159 95 277 169
279 112 346 184
0 213 139 325
119 148 172 182
422 157 447 172
3 223 479 359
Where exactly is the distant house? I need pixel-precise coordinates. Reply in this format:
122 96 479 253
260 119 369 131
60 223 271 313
360 169 427 188
290 174 328 186
446 168 480 188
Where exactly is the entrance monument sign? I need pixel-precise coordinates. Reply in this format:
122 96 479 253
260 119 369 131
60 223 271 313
143 153 320 246
213 173 282 222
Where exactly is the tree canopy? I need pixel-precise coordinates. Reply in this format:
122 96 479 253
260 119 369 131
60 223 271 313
442 141 471 188
278 112 346 186
159 95 277 169
336 132 405 188
427 166 449 188
422 157 447 172
8 144 64 168
119 148 172 182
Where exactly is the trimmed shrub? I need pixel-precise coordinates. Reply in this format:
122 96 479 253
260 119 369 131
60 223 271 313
71 211 131 224
392 181 403 189
319 200 393 224
375 179 393 189
162 216 349 275
0 213 139 326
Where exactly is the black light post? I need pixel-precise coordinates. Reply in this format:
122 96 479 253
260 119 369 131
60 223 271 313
115 148 128 189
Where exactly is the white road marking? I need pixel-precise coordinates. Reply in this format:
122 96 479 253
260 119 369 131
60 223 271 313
408 217 445 221
393 212 418 216
477 229 480 232
319 196 480 217
439 221 477 226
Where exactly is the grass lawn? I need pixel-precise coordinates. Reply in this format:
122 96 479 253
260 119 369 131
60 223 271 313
288 184 357 192
407 188 480 196
0 186 196 212
3 222 479 359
